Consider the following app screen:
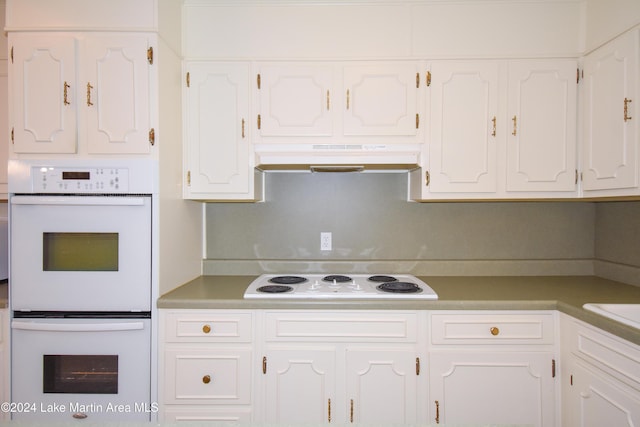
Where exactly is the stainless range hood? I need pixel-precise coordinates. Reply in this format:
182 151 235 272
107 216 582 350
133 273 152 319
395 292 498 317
254 143 422 171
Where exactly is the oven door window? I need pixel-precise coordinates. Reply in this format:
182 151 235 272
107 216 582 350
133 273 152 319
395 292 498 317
43 232 118 271
43 355 118 394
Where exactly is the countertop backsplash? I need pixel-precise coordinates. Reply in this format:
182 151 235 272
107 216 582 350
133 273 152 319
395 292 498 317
204 172 639 285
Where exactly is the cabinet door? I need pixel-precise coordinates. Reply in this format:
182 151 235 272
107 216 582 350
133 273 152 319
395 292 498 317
429 351 555 426
263 347 336 424
345 348 418 424
428 61 500 193
10 34 76 153
343 62 419 136
582 29 638 192
567 359 640 427
184 62 252 199
506 60 577 192
81 35 151 154
0 61 8 197
257 64 334 137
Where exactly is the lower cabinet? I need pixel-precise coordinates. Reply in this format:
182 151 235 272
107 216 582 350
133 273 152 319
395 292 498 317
561 314 640 427
261 310 425 424
159 310 255 423
156 308 638 426
428 311 558 426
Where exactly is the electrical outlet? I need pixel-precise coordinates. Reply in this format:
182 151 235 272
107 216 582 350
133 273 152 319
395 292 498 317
320 232 332 251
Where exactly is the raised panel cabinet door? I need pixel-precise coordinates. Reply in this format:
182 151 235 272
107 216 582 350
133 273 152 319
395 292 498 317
263 347 336 424
81 35 151 154
345 348 418 424
567 359 640 427
256 63 334 137
506 60 578 192
428 61 500 193
184 62 250 198
343 62 419 137
10 34 77 153
582 29 639 192
429 351 555 427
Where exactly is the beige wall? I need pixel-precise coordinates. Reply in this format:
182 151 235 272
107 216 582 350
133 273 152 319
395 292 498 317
595 202 640 268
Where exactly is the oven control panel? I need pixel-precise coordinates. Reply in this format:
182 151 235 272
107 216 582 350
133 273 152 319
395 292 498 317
32 166 130 193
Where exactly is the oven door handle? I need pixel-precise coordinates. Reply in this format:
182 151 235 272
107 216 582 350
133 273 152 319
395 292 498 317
12 320 145 332
10 195 146 206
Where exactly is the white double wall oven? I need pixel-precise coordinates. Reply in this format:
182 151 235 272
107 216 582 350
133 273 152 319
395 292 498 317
8 159 157 421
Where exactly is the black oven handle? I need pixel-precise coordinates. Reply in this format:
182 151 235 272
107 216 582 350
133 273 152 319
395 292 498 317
11 195 147 207
12 320 145 332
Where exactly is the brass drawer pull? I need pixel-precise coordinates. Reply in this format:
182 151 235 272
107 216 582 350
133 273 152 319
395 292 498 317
202 324 211 334
490 326 500 336
202 374 211 384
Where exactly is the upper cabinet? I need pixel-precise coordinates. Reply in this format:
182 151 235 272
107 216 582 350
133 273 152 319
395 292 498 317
425 60 500 195
581 29 639 197
9 32 155 156
255 61 422 141
342 63 420 138
253 61 424 169
505 60 578 193
411 59 578 200
183 61 262 201
256 63 334 138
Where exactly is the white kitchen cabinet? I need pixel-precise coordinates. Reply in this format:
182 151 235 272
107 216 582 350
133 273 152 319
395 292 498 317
425 60 501 194
506 60 577 192
411 59 578 200
342 63 420 137
159 310 255 423
9 32 154 155
261 310 425 424
183 62 262 201
581 29 639 196
0 59 8 198
256 63 334 138
428 311 557 426
561 314 640 427
255 61 422 142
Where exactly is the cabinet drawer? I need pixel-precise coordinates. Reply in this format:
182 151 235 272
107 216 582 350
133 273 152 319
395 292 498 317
431 312 555 345
162 406 252 423
164 311 252 343
164 348 252 404
265 311 418 342
568 319 640 389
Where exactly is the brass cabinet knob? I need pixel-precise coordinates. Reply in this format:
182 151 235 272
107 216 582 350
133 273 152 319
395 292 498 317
202 324 211 334
202 375 211 384
490 327 500 336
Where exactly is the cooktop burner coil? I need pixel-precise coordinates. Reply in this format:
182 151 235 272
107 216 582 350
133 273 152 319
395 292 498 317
257 285 294 293
268 276 308 285
376 282 423 294
368 275 398 283
323 275 352 283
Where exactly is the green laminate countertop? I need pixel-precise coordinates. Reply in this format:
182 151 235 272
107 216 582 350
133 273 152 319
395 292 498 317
158 275 640 345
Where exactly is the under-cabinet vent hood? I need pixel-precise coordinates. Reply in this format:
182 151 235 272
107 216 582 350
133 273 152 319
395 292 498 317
254 143 421 171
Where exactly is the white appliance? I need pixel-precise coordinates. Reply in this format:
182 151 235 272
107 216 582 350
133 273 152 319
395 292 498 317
244 273 438 300
9 159 156 421
11 316 151 421
0 216 7 281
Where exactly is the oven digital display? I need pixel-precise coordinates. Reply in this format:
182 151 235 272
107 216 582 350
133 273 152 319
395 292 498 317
62 171 91 180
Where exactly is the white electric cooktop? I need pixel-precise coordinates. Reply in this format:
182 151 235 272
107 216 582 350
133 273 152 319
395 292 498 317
243 273 438 300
